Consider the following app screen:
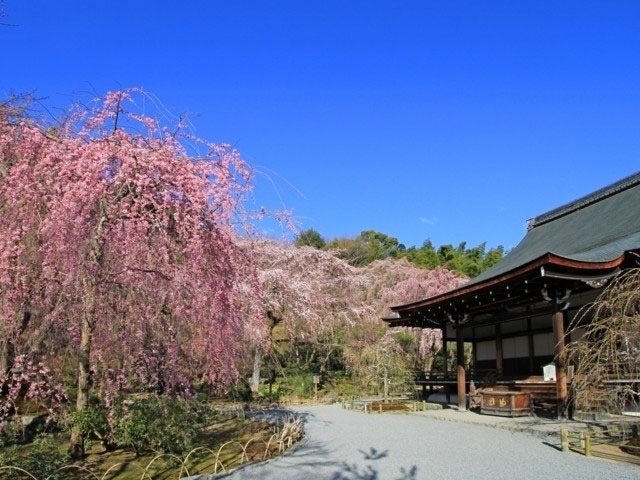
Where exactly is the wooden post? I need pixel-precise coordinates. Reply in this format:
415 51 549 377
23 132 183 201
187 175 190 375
383 368 389 402
527 317 535 374
553 308 568 417
471 341 477 374
584 433 591 456
442 325 450 405
456 324 467 412
313 375 320 402
561 428 569 452
495 323 503 374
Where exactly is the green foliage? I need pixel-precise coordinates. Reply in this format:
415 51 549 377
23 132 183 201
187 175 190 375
258 382 285 402
228 379 253 402
116 397 216 456
324 375 360 399
68 402 110 451
294 229 326 249
0 423 22 448
393 331 415 350
280 369 315 398
0 435 66 480
326 230 405 267
346 335 414 397
359 230 405 259
318 227 503 276
402 240 504 278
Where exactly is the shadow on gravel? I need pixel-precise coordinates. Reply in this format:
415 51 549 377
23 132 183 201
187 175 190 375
250 408 313 424
215 439 339 479
250 408 335 428
330 448 417 480
358 448 388 460
542 440 562 452
330 462 418 480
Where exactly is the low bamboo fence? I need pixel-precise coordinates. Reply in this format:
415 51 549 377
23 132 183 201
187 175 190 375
560 424 640 465
0 420 302 479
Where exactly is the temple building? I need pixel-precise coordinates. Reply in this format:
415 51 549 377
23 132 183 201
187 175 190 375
384 171 640 416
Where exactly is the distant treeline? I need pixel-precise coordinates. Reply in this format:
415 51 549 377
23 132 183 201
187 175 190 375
295 229 504 278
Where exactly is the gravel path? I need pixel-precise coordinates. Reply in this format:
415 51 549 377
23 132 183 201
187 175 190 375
215 404 638 480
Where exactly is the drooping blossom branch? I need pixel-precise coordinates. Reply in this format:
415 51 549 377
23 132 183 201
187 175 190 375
0 90 265 455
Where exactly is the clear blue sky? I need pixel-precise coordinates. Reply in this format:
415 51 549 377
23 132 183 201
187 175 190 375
2 1 639 250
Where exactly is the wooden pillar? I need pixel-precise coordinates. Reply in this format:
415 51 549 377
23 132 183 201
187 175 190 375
553 308 568 416
471 326 476 374
527 317 535 374
495 323 503 374
471 341 477 372
456 324 466 411
442 325 450 404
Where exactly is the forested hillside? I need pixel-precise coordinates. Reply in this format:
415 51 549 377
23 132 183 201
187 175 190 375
296 228 504 278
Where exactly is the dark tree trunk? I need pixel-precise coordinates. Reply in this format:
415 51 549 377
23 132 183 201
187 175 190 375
0 308 31 374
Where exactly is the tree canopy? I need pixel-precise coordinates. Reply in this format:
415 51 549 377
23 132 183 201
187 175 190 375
0 90 264 456
324 230 503 277
294 228 326 249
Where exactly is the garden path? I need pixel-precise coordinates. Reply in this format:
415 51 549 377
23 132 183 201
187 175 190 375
211 404 638 480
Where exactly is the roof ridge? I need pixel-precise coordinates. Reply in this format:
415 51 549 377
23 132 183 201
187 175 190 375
527 170 640 230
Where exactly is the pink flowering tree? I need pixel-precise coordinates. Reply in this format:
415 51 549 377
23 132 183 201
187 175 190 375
375 258 467 375
344 258 467 393
0 91 264 457
249 240 466 397
248 240 369 393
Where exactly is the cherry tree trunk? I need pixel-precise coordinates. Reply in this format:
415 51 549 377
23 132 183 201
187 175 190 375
0 341 10 375
0 309 31 374
423 356 435 378
250 349 262 395
69 310 92 459
70 210 103 459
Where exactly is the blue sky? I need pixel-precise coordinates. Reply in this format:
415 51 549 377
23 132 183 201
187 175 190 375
2 1 639 250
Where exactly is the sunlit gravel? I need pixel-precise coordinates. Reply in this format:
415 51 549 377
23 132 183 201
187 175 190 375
206 404 638 480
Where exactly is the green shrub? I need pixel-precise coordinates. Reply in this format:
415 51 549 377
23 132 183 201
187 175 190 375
116 397 214 455
327 377 359 398
283 372 314 398
0 422 22 448
69 402 111 451
258 382 285 402
0 435 66 480
228 379 253 402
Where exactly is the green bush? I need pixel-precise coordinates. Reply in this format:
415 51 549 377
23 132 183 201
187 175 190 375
283 372 314 398
69 402 111 451
116 397 214 455
0 435 66 480
258 382 285 402
326 377 359 399
227 379 253 402
0 422 22 448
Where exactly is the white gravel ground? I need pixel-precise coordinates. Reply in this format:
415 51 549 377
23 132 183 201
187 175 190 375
212 404 638 480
